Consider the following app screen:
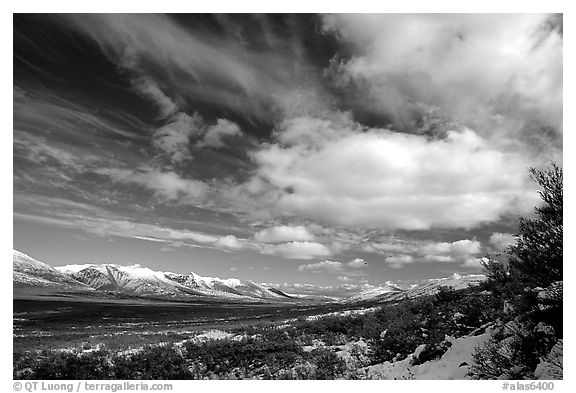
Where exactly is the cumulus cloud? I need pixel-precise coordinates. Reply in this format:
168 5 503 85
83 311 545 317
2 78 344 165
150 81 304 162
213 235 245 250
260 241 332 260
323 14 562 147
253 225 315 243
298 257 368 273
103 167 208 203
489 232 517 251
420 239 482 257
298 260 344 272
462 257 490 270
247 117 539 230
347 258 367 268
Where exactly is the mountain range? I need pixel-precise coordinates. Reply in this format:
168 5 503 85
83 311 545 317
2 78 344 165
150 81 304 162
13 249 486 304
339 274 487 304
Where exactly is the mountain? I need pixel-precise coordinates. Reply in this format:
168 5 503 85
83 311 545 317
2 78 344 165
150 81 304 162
13 249 487 305
13 250 94 294
13 250 294 303
340 284 405 304
404 274 487 299
341 274 486 304
55 263 292 302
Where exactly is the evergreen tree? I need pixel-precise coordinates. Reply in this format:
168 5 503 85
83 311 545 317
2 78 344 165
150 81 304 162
508 163 563 288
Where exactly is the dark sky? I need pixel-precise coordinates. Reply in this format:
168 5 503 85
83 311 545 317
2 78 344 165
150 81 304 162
13 14 562 297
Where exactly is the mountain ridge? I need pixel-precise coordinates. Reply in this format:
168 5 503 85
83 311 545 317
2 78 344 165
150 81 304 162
13 249 486 304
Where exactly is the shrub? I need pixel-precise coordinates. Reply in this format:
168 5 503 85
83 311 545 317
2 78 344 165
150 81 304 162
113 345 192 379
311 349 346 379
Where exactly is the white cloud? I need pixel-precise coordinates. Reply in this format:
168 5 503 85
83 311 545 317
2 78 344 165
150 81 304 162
261 241 332 260
421 239 482 257
104 167 208 203
213 235 245 250
462 257 490 270
323 14 562 142
254 225 315 243
298 260 344 272
60 14 325 123
385 255 414 268
347 258 367 268
423 255 455 263
131 75 180 119
298 257 367 275
151 113 203 163
248 119 538 230
151 113 243 162
197 119 242 148
489 232 517 251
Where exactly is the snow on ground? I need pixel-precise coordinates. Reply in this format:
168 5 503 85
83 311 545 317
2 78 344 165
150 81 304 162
192 330 244 342
358 331 490 379
304 307 379 322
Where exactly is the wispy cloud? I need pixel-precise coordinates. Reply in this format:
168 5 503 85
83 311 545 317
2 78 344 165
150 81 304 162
101 167 208 203
58 14 326 123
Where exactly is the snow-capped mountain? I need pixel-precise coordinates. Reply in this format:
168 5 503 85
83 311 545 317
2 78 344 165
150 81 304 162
54 263 291 302
13 250 94 293
340 284 405 304
341 274 486 304
13 250 292 302
405 274 487 299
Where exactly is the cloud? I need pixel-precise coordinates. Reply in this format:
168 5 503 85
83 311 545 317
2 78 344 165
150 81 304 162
59 14 325 122
347 258 367 268
246 116 539 230
420 239 482 257
298 260 344 272
197 119 242 148
151 113 203 163
254 225 315 243
298 257 368 273
462 257 490 270
103 167 208 203
489 232 517 252
423 255 455 263
385 255 415 268
151 112 244 163
323 14 562 148
260 241 332 260
213 235 245 250
131 75 180 119
263 281 376 298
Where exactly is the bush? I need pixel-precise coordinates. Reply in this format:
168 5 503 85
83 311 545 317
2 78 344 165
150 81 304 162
469 319 557 380
14 348 113 380
311 349 346 379
113 345 192 379
472 164 563 379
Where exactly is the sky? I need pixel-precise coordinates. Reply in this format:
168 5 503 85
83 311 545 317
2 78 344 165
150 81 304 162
13 14 563 297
